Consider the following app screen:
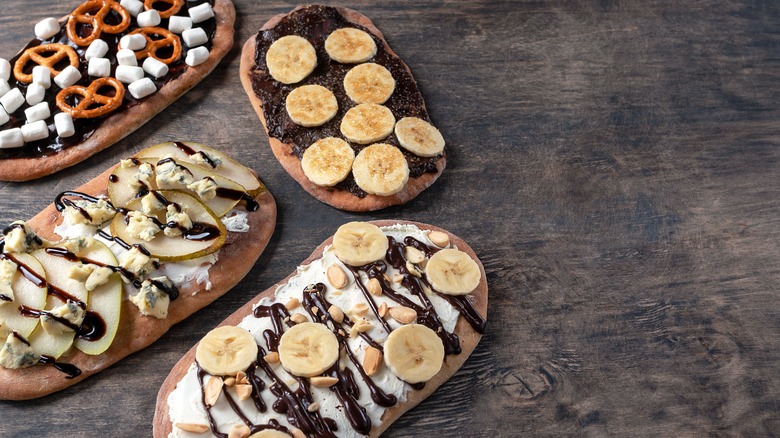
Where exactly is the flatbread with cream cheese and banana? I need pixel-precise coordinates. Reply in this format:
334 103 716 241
154 220 487 437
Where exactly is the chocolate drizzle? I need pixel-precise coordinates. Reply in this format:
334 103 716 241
249 5 444 198
302 284 396 408
253 302 291 352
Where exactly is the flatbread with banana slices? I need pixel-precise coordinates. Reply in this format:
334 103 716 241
240 5 447 212
155 220 487 437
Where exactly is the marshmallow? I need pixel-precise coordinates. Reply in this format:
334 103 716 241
54 65 81 88
189 3 214 23
21 120 49 142
120 0 144 16
0 79 10 98
185 47 209 67
0 107 8 126
32 66 52 88
54 112 75 138
0 59 10 82
182 28 208 47
120 34 147 51
26 83 46 105
116 48 138 66
142 57 169 78
137 10 161 27
128 78 157 99
35 17 60 40
24 102 50 123
0 128 24 148
0 88 25 114
85 39 109 60
116 65 144 84
168 16 192 34
88 57 111 77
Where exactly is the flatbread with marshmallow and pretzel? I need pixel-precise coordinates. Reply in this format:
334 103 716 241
0 0 234 181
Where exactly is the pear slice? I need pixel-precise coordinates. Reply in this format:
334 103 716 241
110 190 227 262
136 141 265 197
73 239 122 356
26 238 123 358
106 160 149 209
0 253 48 339
107 157 246 217
26 246 90 359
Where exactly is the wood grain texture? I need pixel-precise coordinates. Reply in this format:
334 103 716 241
1 0 779 436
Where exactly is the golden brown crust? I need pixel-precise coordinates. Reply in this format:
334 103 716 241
0 0 236 182
153 220 487 437
0 160 277 400
239 6 446 212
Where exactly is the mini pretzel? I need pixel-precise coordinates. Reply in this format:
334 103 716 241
14 44 80 84
66 0 131 46
125 27 182 65
56 77 126 119
144 0 183 19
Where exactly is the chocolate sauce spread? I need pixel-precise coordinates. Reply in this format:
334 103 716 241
250 5 444 198
0 0 216 160
192 228 485 436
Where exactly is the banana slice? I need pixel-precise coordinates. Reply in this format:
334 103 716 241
340 103 395 145
425 248 481 295
333 221 388 266
301 137 355 186
351 143 409 196
324 27 377 63
266 35 317 84
278 322 339 377
285 85 339 127
343 63 395 104
394 117 445 157
383 324 444 383
249 431 291 438
195 326 258 376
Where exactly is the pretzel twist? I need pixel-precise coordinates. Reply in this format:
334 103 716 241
56 77 126 119
125 27 182 65
66 0 131 46
13 44 80 84
144 0 184 19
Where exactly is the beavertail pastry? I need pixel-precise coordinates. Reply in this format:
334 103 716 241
155 220 487 437
0 141 276 399
0 0 235 181
240 6 447 212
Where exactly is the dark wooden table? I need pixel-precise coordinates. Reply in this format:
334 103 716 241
2 0 779 436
